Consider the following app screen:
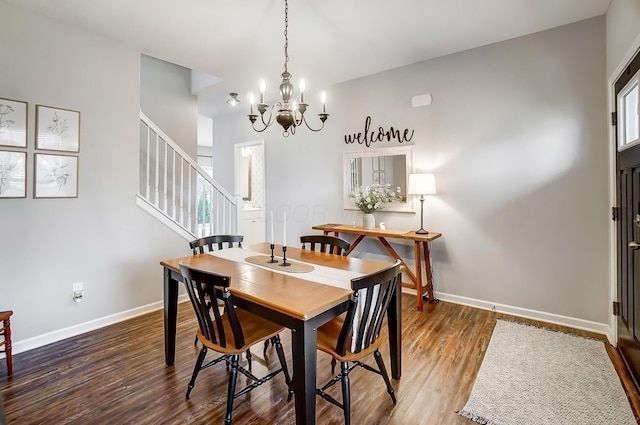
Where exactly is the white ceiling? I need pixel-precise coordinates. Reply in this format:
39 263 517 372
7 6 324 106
9 0 611 117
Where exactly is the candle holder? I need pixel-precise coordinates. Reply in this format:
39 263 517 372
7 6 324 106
280 246 291 267
267 244 278 263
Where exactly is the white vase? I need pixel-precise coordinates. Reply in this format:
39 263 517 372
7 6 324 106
363 213 375 229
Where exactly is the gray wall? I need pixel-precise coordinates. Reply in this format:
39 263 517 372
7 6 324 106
606 0 640 79
140 54 198 158
214 17 609 324
0 1 188 345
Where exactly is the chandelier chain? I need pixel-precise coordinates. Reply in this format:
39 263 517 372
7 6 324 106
283 0 289 73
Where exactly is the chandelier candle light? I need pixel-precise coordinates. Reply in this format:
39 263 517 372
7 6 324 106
407 173 437 234
248 0 329 137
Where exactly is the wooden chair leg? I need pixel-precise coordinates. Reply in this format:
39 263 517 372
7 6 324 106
373 350 396 404
272 336 291 385
224 354 240 425
2 317 12 377
186 347 207 399
341 362 351 425
245 349 252 370
263 339 270 355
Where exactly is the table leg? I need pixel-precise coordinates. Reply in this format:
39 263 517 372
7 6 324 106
414 241 424 312
291 321 318 425
422 241 437 302
388 272 402 379
345 234 366 255
164 267 179 365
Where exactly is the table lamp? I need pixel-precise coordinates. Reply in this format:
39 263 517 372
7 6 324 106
408 173 437 234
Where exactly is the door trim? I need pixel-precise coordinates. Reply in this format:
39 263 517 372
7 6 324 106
609 34 640 346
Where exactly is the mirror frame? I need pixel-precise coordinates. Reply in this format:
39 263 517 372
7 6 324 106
343 145 414 213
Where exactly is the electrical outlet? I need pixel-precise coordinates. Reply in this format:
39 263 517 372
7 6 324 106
72 282 84 303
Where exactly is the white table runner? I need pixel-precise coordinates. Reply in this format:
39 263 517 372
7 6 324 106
207 247 363 290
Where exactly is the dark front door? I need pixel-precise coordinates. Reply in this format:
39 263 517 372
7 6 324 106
616 49 640 388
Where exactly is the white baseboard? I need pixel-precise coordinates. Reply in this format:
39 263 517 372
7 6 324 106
401 287 614 344
4 294 190 358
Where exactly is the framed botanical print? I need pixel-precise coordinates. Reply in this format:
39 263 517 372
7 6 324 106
0 98 28 148
0 150 26 198
36 105 80 152
34 153 78 198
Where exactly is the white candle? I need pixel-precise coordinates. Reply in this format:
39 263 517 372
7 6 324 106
270 210 274 244
259 80 266 104
283 211 287 247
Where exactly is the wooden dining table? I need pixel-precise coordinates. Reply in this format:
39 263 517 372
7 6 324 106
160 242 401 425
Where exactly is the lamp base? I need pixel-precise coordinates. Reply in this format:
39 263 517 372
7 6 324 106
415 228 429 235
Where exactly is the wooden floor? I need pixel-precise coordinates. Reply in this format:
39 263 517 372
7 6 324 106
1 295 639 425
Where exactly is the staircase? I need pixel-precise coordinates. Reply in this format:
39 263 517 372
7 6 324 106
136 112 240 240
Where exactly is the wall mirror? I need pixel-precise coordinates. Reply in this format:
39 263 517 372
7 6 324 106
239 154 251 201
343 145 414 212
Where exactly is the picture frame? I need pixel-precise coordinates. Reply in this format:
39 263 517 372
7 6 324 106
34 153 78 198
0 150 26 198
35 104 80 152
0 97 28 148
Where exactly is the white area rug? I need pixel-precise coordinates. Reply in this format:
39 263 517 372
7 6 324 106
458 320 637 425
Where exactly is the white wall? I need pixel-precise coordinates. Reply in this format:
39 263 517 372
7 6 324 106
140 54 198 158
606 0 640 79
0 2 189 348
214 17 609 326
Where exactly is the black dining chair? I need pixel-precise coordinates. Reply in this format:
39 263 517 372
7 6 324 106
180 264 291 425
300 234 350 256
314 260 402 425
188 235 250 361
190 234 243 254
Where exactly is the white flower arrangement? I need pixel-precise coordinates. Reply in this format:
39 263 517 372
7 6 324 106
350 184 401 214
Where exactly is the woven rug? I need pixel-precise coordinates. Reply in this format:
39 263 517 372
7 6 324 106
458 320 637 425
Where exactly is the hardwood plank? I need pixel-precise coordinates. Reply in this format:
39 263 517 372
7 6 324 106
1 296 638 424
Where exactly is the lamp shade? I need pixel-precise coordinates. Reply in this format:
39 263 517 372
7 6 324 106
408 173 437 195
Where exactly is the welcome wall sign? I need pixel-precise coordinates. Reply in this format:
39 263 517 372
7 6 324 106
344 116 414 147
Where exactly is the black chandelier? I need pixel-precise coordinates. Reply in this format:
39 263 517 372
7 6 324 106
248 0 329 137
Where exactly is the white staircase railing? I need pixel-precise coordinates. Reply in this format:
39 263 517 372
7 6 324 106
137 111 239 240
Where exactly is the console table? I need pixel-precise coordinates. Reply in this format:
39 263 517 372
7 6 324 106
312 223 442 311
